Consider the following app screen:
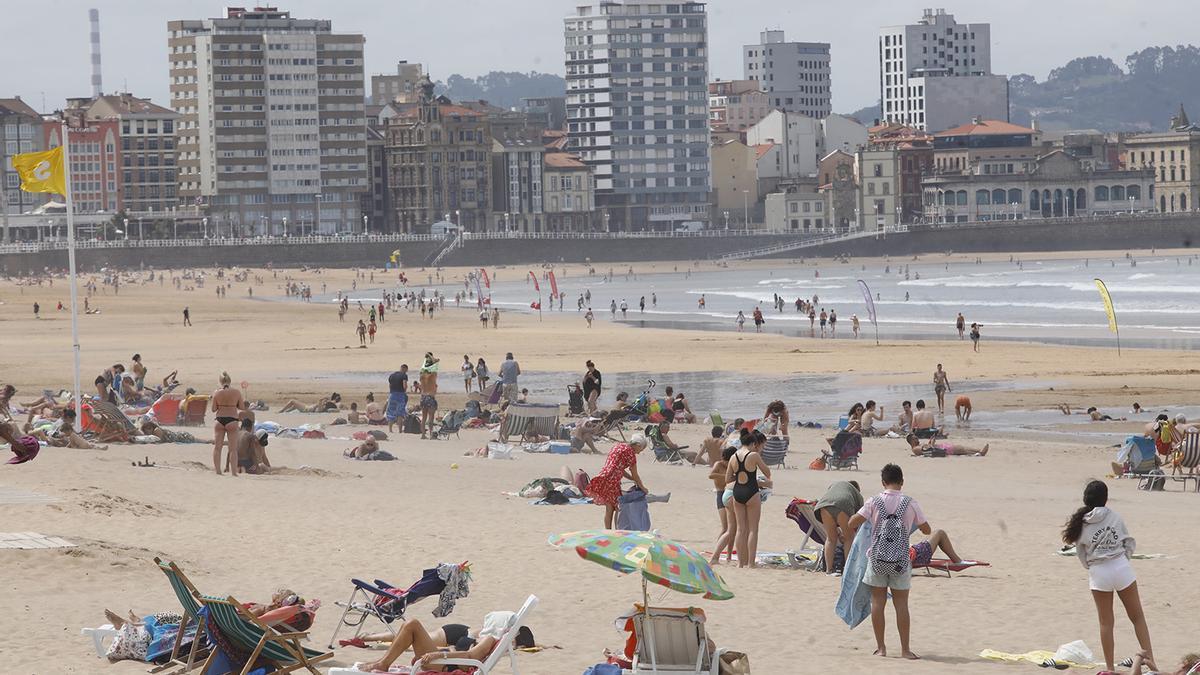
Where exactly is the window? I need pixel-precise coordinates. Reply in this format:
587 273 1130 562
1094 185 1109 202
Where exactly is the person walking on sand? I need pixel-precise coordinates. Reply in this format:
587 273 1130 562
969 322 981 352
698 294 706 309
584 308 594 327
479 307 489 328
829 309 838 336
1062 480 1153 672
582 360 602 414
726 429 772 568
956 313 966 340
933 364 951 414
368 319 377 344
491 307 499 328
819 309 828 337
620 299 628 318
752 307 764 333
848 463 929 660
610 299 617 318
461 355 475 394
735 310 746 332
585 434 649 528
475 358 490 394
652 292 657 307
182 306 191 326
356 319 367 346
210 372 246 476
639 296 645 312
852 314 861 338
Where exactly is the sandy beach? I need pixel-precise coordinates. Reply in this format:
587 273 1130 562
1 253 1198 674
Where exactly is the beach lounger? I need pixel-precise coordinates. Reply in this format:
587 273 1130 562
179 395 209 426
499 403 560 443
784 498 827 568
329 595 539 675
325 564 463 649
916 559 992 578
760 436 790 468
196 594 331 675
152 558 211 674
1172 429 1200 492
627 606 728 674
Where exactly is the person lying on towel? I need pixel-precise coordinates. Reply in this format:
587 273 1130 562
358 612 534 673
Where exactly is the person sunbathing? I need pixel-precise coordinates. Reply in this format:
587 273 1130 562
139 420 207 445
244 588 319 631
906 434 988 456
343 437 394 461
346 402 367 424
279 393 341 413
34 409 107 449
521 428 550 444
358 611 533 673
364 393 385 424
1127 650 1199 675
909 529 965 566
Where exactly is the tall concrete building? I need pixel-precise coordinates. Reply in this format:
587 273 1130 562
878 8 1008 132
0 97 46 218
167 6 367 235
742 30 831 119
564 0 711 231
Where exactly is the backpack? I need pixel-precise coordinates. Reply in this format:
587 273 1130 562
869 495 912 576
403 415 421 434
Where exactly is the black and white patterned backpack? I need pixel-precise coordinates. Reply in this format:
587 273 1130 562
869 495 912 575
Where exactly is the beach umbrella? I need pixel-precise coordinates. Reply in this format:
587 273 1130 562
548 529 732 671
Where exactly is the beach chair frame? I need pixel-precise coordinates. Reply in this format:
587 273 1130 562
760 436 790 468
87 400 138 442
325 565 461 649
179 396 209 426
1171 429 1200 492
427 594 539 675
197 594 331 675
152 557 209 674
784 498 827 571
629 606 728 675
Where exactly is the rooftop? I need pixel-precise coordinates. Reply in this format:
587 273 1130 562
935 119 1035 137
753 143 775 160
88 93 177 118
0 97 40 118
545 153 587 169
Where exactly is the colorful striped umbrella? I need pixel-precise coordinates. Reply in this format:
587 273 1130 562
547 529 733 601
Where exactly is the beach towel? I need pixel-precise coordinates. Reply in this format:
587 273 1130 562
836 520 872 628
979 648 1100 669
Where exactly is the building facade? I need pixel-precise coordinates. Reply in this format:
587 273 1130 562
869 123 933 223
742 30 831 119
167 6 367 235
1 97 46 218
710 138 758 224
84 94 180 214
764 189 828 232
708 79 770 134
856 147 899 229
371 61 424 105
385 78 492 233
543 151 598 231
565 0 711 231
1122 108 1200 213
878 8 1007 131
922 150 1155 222
818 149 857 231
745 109 820 179
491 132 545 231
45 108 121 214
522 96 568 131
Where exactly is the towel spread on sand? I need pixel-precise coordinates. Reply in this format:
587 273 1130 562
979 649 1099 669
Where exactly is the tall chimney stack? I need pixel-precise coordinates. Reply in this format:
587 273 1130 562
89 8 102 97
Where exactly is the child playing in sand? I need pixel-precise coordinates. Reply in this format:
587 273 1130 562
848 463 929 660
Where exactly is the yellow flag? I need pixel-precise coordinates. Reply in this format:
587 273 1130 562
12 146 67 195
1094 278 1118 333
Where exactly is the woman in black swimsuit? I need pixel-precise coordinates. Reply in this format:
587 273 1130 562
725 429 772 568
211 372 246 476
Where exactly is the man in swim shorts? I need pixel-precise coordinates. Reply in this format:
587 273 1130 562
385 365 410 433
954 395 972 421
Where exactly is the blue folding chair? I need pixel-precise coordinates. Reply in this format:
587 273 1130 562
326 563 468 648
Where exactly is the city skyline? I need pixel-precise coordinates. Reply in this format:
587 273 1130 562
1 0 1196 114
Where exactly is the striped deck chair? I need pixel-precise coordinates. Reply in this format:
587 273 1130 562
1172 429 1200 492
87 400 138 442
784 498 827 570
760 436 790 468
499 403 560 443
197 594 331 675
152 557 208 674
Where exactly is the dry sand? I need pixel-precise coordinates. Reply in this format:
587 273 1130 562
1 257 1197 674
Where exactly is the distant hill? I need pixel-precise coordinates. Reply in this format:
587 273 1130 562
435 72 565 110
844 45 1200 132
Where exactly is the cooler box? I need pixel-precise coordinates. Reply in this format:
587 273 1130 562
549 441 571 454
838 415 849 430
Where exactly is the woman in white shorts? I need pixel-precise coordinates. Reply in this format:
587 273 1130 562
1061 480 1153 672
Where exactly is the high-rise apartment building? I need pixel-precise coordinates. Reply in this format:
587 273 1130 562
0 97 46 217
879 8 1007 132
167 6 367 235
742 31 831 119
565 0 711 231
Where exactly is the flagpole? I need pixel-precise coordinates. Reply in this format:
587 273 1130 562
62 123 83 422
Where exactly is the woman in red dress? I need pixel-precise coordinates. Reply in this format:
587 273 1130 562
585 434 649 528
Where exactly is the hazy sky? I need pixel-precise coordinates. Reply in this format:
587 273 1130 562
2 0 1196 114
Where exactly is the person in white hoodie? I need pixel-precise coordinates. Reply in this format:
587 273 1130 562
1061 480 1154 672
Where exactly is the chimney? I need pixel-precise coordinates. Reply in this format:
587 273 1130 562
1031 118 1040 132
89 8 102 97
971 116 981 125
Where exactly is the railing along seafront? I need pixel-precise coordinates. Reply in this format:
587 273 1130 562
0 233 434 255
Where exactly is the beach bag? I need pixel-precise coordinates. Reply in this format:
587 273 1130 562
403 416 421 434
573 469 591 492
719 651 751 675
808 456 827 470
869 495 911 576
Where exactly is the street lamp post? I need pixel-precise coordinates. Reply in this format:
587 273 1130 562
853 207 860 233
603 211 610 233
363 214 369 235
1129 195 1135 214
742 189 750 229
124 218 130 241
202 217 208 239
724 210 730 230
1010 201 1018 221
